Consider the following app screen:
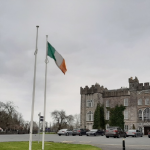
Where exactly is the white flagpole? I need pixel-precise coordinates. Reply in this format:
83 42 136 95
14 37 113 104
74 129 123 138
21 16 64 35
42 35 48 150
29 26 39 150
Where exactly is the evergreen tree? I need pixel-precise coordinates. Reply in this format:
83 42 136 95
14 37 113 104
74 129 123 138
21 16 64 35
109 104 126 129
132 124 135 129
99 104 105 129
93 103 105 129
93 103 100 129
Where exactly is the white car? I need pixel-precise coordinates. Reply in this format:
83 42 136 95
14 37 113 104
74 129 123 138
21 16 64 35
126 129 143 137
0 128 3 132
57 129 72 136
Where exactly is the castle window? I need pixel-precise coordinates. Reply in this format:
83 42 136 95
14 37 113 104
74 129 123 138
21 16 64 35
106 124 109 129
138 110 142 120
124 110 128 119
143 108 150 121
106 111 110 120
124 98 128 106
86 111 93 121
106 100 109 107
139 127 142 132
138 99 142 105
86 100 93 107
145 98 149 105
124 125 128 131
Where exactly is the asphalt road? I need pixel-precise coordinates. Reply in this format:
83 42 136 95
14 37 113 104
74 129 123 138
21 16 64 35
0 134 150 150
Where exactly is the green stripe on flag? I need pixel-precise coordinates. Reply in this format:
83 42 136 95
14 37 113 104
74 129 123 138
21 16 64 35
47 42 56 61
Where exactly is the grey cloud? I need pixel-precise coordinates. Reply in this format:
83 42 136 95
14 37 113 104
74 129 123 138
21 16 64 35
1 0 150 123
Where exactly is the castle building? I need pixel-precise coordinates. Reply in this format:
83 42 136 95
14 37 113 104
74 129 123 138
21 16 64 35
80 77 150 135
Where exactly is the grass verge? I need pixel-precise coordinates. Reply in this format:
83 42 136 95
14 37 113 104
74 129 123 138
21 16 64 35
0 141 102 150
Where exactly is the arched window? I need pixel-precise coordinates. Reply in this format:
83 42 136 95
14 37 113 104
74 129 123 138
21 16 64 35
139 127 142 132
143 108 150 121
138 110 142 120
86 111 93 121
138 99 142 105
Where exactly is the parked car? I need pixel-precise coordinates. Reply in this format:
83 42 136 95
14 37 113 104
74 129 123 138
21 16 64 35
57 129 72 136
86 129 105 136
148 131 150 138
105 126 126 138
126 129 143 137
72 128 89 136
0 128 3 132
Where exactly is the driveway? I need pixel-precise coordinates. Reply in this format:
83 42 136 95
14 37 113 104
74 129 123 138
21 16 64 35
0 134 149 150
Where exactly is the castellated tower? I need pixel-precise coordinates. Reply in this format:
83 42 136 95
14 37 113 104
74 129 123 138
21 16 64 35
128 77 139 131
129 76 139 90
80 83 107 129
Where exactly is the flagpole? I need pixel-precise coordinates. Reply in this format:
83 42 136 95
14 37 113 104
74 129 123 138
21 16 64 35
42 35 48 150
29 26 39 150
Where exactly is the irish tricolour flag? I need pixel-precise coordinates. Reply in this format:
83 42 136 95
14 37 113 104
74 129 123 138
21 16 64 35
47 42 67 74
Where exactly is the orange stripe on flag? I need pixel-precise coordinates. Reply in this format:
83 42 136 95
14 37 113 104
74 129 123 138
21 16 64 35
59 59 67 74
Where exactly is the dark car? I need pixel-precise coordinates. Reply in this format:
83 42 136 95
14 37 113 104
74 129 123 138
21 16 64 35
105 126 126 138
72 129 89 136
148 131 150 138
86 129 105 136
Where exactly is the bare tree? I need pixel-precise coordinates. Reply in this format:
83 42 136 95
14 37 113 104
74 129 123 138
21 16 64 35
73 114 80 128
51 110 67 131
50 122 58 132
0 101 26 131
66 115 74 126
51 110 75 131
0 101 17 130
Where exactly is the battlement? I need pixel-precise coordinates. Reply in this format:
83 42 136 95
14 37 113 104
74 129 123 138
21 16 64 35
129 76 150 90
137 82 150 90
103 88 130 97
80 77 150 95
80 83 107 94
129 76 139 83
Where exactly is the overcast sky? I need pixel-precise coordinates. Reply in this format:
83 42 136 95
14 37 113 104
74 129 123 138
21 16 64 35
1 0 150 125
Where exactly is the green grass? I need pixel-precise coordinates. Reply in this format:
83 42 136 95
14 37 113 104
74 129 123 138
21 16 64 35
0 141 102 150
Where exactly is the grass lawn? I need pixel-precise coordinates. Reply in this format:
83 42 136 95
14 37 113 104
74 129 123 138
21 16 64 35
0 141 102 150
